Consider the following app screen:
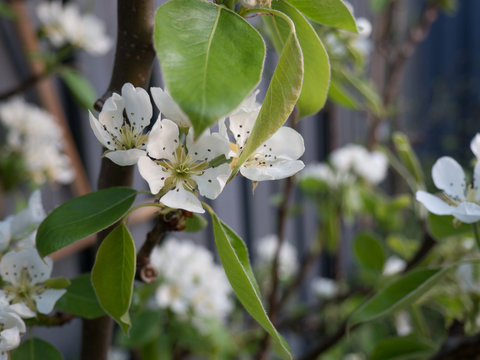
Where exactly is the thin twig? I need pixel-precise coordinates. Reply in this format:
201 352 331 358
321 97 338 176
0 72 49 101
404 222 436 272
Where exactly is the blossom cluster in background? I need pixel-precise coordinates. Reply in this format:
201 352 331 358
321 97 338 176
0 191 67 357
149 238 233 331
0 98 73 189
36 1 112 55
255 234 298 281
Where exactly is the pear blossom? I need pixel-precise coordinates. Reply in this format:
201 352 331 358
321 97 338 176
394 311 412 336
311 277 338 299
89 83 152 166
0 190 45 252
36 1 112 55
471 133 480 158
0 248 66 317
0 98 73 185
256 235 298 280
221 91 305 181
0 296 26 359
382 256 406 276
149 238 232 330
138 119 231 213
416 156 480 224
150 87 191 128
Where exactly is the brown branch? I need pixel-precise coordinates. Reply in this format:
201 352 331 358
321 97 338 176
0 72 49 101
405 222 437 272
81 0 155 359
428 321 480 360
25 312 75 327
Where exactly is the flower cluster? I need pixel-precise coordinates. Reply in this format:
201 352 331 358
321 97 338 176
90 84 305 213
255 234 298 280
416 134 480 224
36 1 112 55
0 98 74 187
300 143 388 187
0 191 67 357
149 238 232 331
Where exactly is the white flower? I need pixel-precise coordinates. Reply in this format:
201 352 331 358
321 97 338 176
150 238 232 330
221 91 305 181
311 277 338 299
344 354 364 360
416 156 480 224
0 296 26 359
352 18 372 56
471 133 480 159
394 311 412 336
256 235 298 280
0 98 73 185
89 83 152 166
138 119 231 213
36 1 112 55
456 264 479 294
330 144 388 185
151 87 190 128
0 190 45 252
239 0 271 7
0 248 66 317
382 256 406 276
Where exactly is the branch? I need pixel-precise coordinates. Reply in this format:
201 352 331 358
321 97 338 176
0 72 49 101
428 321 480 360
405 222 436 272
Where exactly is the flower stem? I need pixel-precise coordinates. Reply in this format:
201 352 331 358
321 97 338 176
472 222 480 250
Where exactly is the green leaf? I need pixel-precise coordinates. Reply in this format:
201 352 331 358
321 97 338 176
117 310 162 348
328 78 360 109
392 132 425 188
349 267 447 327
204 204 291 360
232 8 303 177
285 0 358 32
369 0 392 13
43 277 70 289
353 233 385 275
36 187 137 257
92 223 136 334
268 0 330 119
11 338 63 360
370 336 436 360
0 3 16 19
154 0 265 135
428 213 472 240
184 213 208 233
55 273 106 319
58 67 97 110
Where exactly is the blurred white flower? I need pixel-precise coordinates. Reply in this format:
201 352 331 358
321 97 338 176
0 248 66 317
416 156 480 224
0 296 26 359
344 353 364 360
89 83 152 166
36 1 112 55
352 18 372 55
150 238 232 330
330 144 388 185
471 133 480 158
240 0 271 7
456 263 479 294
256 234 298 280
220 91 305 181
0 98 73 186
107 347 129 360
394 311 412 336
138 119 231 213
311 277 338 299
383 256 406 276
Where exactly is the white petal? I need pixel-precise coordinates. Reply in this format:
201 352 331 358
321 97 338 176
160 186 204 213
122 83 152 132
0 248 52 285
9 303 35 319
33 289 66 314
432 157 466 200
229 107 259 149
89 111 114 150
241 160 305 181
0 327 20 351
259 127 305 160
98 93 124 135
474 161 480 201
0 221 11 252
0 309 25 333
105 149 145 166
451 202 480 223
151 87 191 128
138 156 169 195
471 133 480 158
415 190 454 215
189 132 231 163
146 119 179 161
194 163 231 199
10 190 45 239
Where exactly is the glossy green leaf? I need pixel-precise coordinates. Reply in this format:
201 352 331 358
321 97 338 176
428 213 472 240
370 336 436 360
59 67 97 110
92 223 136 334
184 213 208 233
11 338 63 360
154 0 265 135
232 8 303 177
117 310 162 348
204 204 291 359
55 273 106 319
269 0 330 118
353 233 385 275
285 0 358 32
36 187 137 257
349 267 447 326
